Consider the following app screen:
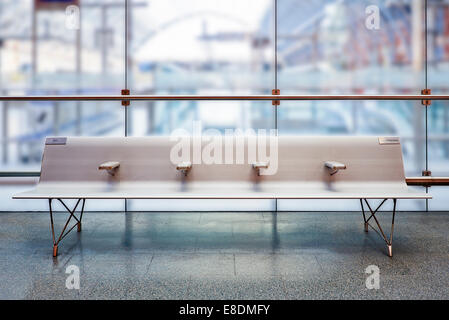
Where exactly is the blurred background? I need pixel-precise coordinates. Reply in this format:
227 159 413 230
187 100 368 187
0 0 448 211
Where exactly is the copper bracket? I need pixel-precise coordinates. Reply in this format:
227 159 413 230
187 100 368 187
422 170 432 177
422 170 432 187
272 89 280 106
121 89 130 106
421 89 431 106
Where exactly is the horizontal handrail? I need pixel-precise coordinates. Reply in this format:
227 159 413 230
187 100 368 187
0 94 449 101
405 177 449 186
0 172 40 177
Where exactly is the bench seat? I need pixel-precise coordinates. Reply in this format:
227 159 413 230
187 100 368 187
14 181 429 200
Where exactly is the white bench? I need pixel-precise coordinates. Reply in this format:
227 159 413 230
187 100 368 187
14 136 430 257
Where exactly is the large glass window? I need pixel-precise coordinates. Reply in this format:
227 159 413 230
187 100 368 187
129 0 274 136
0 0 447 211
0 0 126 211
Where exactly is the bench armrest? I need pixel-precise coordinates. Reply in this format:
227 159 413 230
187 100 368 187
99 161 120 176
252 161 269 176
176 161 192 176
324 161 346 175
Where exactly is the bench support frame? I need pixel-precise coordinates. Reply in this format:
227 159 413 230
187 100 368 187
49 198 86 257
44 197 400 257
360 198 397 257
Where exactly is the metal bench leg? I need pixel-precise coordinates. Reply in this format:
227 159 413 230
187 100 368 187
77 199 86 232
48 198 86 257
360 199 368 232
361 198 397 257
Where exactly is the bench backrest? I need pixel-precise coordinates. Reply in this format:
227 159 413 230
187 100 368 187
39 136 406 184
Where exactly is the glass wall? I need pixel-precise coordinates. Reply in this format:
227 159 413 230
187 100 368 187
0 0 447 211
127 0 274 211
0 0 126 211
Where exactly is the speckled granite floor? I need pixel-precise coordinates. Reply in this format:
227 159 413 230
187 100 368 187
0 210 447 299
